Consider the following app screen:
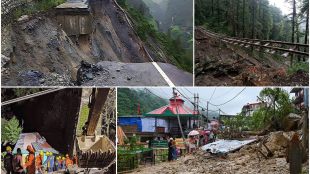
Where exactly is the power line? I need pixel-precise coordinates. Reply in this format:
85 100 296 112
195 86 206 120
210 87 246 107
214 87 235 99
209 88 217 102
184 88 194 96
179 88 192 100
145 88 169 101
2 88 64 106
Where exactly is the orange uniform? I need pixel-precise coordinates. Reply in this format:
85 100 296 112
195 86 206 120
24 145 35 174
65 155 73 168
35 155 43 169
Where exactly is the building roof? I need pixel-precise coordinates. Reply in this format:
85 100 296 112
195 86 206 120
290 88 303 93
144 94 198 117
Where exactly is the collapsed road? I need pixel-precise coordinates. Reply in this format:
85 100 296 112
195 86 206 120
1 0 193 86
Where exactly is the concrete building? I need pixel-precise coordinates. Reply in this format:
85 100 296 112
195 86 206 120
290 88 307 110
241 102 265 117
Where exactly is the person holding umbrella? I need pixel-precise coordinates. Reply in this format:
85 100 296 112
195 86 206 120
188 130 199 153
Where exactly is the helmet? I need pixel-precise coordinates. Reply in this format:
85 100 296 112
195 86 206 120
6 146 12 152
40 151 44 156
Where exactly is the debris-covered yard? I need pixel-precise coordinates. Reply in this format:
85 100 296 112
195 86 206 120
131 131 309 174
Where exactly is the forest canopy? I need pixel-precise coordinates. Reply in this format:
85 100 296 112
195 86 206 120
117 88 168 116
195 0 309 44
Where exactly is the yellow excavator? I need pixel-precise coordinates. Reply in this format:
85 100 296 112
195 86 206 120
75 88 116 171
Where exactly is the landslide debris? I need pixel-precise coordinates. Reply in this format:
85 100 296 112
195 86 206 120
195 26 309 86
131 131 309 174
1 13 84 86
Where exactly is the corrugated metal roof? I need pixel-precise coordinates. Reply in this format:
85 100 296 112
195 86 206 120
13 132 59 155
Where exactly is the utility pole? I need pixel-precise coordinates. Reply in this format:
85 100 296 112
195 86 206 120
173 88 185 141
206 101 209 120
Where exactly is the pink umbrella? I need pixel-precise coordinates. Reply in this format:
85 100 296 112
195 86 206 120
188 130 200 136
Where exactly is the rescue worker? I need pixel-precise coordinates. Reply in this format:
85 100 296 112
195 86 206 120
65 154 73 168
55 156 59 171
4 146 14 174
57 156 62 170
43 152 51 172
23 145 35 174
48 153 55 173
62 157 66 169
12 148 24 174
35 151 44 174
73 154 78 166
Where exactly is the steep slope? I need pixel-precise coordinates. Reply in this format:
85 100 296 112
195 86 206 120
1 0 193 86
195 27 309 86
2 13 85 86
87 0 149 62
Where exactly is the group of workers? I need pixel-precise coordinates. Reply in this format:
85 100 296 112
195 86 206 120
3 145 78 174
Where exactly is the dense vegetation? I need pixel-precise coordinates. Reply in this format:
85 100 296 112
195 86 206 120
117 0 193 72
195 0 309 44
117 88 168 116
222 88 294 131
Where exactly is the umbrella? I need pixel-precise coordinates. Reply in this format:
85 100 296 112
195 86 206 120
188 130 199 136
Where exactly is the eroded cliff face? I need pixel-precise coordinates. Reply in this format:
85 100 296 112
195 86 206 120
1 0 150 86
1 0 193 86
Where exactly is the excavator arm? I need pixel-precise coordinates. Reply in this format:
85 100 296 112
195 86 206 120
86 88 110 136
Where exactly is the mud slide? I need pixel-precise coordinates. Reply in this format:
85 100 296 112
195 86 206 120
1 0 193 86
195 26 308 86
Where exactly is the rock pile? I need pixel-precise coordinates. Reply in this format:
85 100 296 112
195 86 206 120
131 131 308 174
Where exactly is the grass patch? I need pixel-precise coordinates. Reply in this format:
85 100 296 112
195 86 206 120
288 62 309 75
76 104 89 135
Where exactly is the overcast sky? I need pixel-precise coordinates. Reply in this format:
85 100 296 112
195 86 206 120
149 87 294 115
269 0 291 15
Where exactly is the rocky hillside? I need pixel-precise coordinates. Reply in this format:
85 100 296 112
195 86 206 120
1 0 193 86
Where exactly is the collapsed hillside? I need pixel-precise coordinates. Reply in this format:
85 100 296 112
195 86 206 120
1 0 192 86
195 27 309 86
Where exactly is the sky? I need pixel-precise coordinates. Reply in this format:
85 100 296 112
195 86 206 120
149 87 293 115
269 0 291 15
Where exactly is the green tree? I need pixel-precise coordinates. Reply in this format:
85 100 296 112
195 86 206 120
1 117 22 144
248 88 294 130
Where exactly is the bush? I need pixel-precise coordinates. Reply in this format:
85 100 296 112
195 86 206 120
288 62 309 75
